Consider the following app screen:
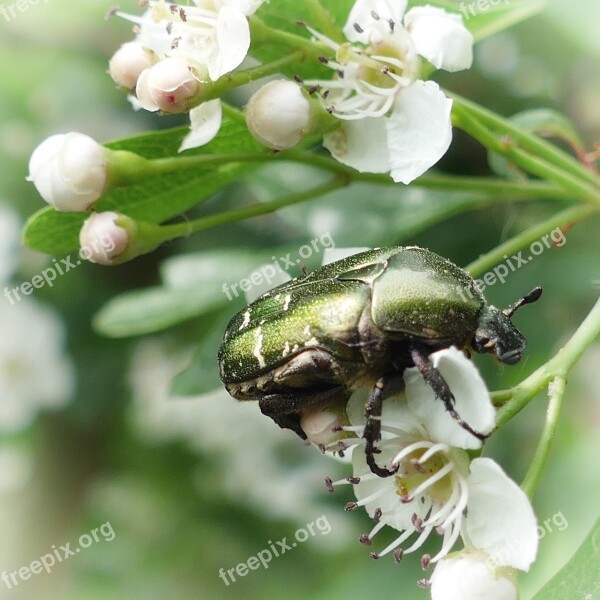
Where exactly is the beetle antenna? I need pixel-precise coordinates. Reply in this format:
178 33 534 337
503 286 543 318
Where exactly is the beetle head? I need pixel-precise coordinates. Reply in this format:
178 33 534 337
472 287 542 364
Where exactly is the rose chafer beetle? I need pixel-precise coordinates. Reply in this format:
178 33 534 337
218 246 541 477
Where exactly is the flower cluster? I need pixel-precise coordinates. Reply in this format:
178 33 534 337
246 0 474 183
309 347 537 597
111 0 267 150
25 0 474 266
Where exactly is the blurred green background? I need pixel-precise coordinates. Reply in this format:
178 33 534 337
0 1 599 599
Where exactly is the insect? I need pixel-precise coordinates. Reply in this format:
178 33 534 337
218 246 541 477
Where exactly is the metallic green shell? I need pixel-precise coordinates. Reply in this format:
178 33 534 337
357 247 483 342
218 246 485 383
218 278 369 383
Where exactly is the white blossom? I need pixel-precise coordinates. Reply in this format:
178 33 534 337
0 298 74 433
0 204 21 285
117 0 266 82
305 0 473 183
328 348 537 570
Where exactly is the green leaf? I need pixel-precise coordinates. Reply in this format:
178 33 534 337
488 109 586 178
531 516 600 600
23 106 263 256
250 0 354 79
93 249 274 338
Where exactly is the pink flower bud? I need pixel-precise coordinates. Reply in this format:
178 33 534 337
79 212 130 265
109 42 158 89
135 58 199 113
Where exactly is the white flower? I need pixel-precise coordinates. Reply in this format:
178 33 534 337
430 550 518 600
305 0 473 183
328 347 537 569
109 41 158 89
79 212 130 266
27 133 108 211
246 80 313 150
127 338 354 545
0 204 21 285
117 0 265 82
0 298 74 433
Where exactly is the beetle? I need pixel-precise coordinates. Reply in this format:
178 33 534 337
218 246 541 477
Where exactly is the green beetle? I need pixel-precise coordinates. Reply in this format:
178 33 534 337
218 246 541 477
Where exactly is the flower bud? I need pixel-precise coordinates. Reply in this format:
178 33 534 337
135 58 199 113
430 552 518 600
109 42 158 89
27 133 108 211
245 80 312 150
79 212 130 265
299 403 354 452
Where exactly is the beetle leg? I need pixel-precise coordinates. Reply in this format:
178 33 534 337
363 375 403 478
409 346 487 442
258 387 351 440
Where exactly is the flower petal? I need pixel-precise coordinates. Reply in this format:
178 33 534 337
404 6 473 72
385 80 453 184
343 0 408 44
323 118 390 174
210 5 251 80
465 458 538 571
404 346 495 448
430 551 518 600
179 99 222 152
220 0 266 16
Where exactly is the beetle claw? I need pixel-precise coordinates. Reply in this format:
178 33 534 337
366 448 398 478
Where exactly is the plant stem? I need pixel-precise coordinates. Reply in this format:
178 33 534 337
520 376 565 499
449 92 600 190
452 107 600 206
119 147 574 202
153 176 348 242
187 52 305 108
496 295 600 427
465 204 596 277
249 15 329 60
